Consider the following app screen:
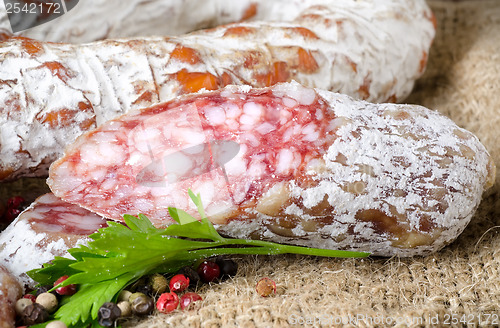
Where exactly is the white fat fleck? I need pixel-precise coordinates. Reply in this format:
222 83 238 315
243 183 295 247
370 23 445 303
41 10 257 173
134 198 154 213
276 148 294 174
256 122 276 135
283 97 298 108
240 114 260 126
205 106 227 125
224 156 247 176
243 102 263 116
273 81 316 105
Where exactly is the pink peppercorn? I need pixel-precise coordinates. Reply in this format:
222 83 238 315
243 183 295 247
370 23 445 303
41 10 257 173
180 292 202 311
169 274 190 293
54 275 77 296
156 292 179 314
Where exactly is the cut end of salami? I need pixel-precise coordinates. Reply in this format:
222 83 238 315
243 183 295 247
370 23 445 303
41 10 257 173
0 193 108 287
48 82 495 256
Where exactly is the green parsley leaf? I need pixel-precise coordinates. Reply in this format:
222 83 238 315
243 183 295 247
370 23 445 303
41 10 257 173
28 190 369 327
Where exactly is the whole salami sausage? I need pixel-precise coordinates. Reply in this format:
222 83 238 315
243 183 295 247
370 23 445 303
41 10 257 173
0 0 435 181
0 193 108 287
1 0 434 43
47 82 496 257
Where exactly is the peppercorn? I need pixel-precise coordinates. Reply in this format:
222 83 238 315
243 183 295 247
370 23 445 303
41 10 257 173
197 260 221 283
2 196 25 225
15 298 33 315
6 196 24 209
215 257 238 281
169 274 189 293
156 292 179 314
149 273 168 294
54 275 77 296
134 284 152 297
22 294 36 303
46 320 68 328
177 266 200 288
117 301 132 317
256 277 276 297
180 292 203 311
117 289 133 303
128 292 146 304
128 277 147 292
35 285 54 297
21 303 49 325
98 302 121 327
130 293 154 316
36 292 58 313
3 207 21 223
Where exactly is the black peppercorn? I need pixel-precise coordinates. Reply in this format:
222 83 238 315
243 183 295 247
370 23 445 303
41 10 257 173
98 302 122 327
22 303 49 325
35 285 54 297
178 266 200 288
128 277 147 291
215 257 238 281
135 284 153 296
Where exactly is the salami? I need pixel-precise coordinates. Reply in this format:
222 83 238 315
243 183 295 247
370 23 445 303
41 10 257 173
0 265 22 328
0 193 108 287
48 82 495 256
1 0 434 43
0 0 435 181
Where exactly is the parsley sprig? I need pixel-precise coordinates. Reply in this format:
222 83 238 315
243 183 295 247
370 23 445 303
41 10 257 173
28 190 369 327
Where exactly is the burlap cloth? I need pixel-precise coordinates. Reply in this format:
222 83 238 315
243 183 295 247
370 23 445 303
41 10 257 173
1 1 499 327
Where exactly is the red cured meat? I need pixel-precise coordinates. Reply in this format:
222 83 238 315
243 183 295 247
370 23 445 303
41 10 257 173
47 82 495 256
48 84 336 226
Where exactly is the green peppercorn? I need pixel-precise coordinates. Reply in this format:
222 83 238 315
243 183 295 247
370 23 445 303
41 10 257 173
128 292 146 303
97 302 121 327
149 273 168 294
130 293 154 316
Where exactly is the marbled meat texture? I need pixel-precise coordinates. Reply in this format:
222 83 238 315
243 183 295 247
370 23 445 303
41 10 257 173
48 82 495 256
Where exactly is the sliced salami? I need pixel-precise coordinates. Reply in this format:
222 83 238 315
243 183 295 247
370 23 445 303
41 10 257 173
48 82 495 256
0 265 22 328
0 193 108 287
0 0 435 181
